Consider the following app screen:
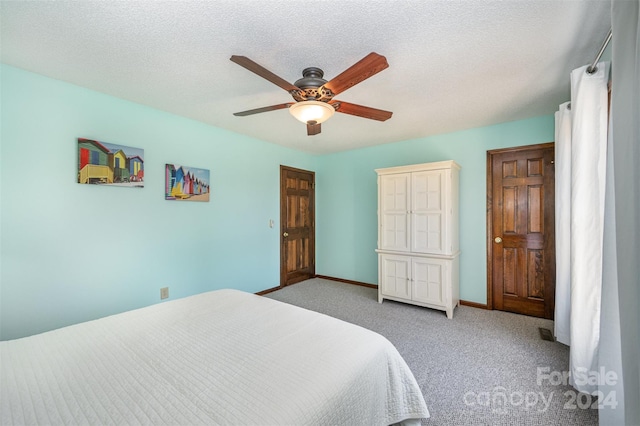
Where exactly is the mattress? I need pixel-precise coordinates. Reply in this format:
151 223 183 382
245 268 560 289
1 289 429 425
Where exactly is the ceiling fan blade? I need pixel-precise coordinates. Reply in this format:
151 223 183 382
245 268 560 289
330 100 392 121
230 56 300 92
323 52 389 95
307 122 321 136
233 103 293 117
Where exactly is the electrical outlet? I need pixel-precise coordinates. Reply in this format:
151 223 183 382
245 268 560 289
160 287 169 300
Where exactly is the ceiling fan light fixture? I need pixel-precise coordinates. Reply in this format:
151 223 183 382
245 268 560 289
289 101 334 124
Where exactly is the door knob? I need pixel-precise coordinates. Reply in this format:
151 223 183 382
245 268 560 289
283 232 289 237
494 236 502 243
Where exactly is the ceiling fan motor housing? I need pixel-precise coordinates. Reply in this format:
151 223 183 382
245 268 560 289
291 67 334 102
294 67 326 88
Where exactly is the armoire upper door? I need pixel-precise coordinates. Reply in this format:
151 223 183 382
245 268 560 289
412 170 446 254
379 173 411 251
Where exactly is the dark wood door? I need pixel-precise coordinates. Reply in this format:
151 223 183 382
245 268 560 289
487 143 555 319
280 166 315 286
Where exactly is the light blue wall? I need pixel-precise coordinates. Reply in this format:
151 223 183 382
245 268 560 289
0 65 314 340
0 64 555 340
314 116 555 304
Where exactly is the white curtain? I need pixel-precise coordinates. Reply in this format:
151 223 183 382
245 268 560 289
599 1 640 424
554 61 609 395
554 102 571 346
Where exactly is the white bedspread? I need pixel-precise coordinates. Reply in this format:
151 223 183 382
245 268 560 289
1 289 429 425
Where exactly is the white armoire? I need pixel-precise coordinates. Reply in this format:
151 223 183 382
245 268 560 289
376 160 461 318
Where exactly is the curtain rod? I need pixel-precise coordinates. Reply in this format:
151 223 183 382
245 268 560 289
586 28 612 74
567 28 612 110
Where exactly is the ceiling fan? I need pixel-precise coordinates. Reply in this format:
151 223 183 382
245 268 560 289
230 52 393 136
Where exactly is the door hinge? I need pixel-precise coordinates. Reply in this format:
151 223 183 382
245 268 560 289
311 182 315 189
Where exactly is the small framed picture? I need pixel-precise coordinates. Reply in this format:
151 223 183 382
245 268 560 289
165 164 210 202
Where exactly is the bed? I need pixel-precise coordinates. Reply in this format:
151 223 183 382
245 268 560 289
1 289 429 425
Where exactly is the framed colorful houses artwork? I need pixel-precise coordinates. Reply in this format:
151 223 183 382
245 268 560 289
77 138 144 187
165 164 210 202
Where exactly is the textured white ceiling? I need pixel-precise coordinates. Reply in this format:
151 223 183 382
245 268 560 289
0 1 611 154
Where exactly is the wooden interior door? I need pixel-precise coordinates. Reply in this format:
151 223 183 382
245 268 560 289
487 143 555 319
280 166 315 286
